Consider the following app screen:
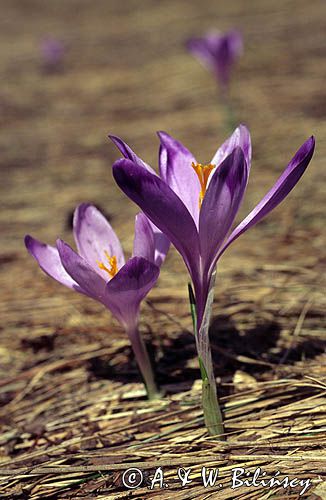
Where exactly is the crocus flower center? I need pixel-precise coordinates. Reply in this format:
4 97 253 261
191 162 215 207
97 251 118 278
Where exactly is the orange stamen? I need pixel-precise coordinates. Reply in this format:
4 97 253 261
192 162 215 207
97 251 118 278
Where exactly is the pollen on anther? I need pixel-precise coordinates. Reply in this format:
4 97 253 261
191 162 215 207
97 251 118 278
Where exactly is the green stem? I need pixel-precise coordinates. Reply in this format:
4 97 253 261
127 325 160 401
199 357 224 437
220 89 237 133
188 271 225 438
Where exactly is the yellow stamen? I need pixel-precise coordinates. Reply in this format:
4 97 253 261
97 250 118 278
192 162 215 207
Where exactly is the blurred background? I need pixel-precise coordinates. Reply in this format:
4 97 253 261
0 0 325 412
0 0 326 382
1 0 325 248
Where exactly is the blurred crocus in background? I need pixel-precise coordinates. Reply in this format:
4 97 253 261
187 30 243 132
40 37 65 71
111 127 315 435
187 29 243 93
25 204 169 399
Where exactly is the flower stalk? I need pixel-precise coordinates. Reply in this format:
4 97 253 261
189 271 224 438
220 91 237 134
127 324 160 400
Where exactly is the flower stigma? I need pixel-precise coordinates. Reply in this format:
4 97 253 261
192 162 215 207
97 251 118 278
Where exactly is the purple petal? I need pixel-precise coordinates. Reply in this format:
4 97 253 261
57 239 107 303
210 124 251 178
25 235 85 293
105 256 160 329
133 213 155 263
187 33 223 72
148 220 170 267
109 135 157 176
133 213 170 268
199 147 248 276
227 29 243 60
41 38 65 66
113 158 200 278
73 203 125 280
218 136 316 258
158 131 200 225
187 30 242 87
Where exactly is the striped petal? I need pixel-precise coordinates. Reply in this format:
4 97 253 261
57 239 107 304
25 235 85 294
105 256 160 329
199 147 248 277
218 136 315 258
73 203 125 280
158 131 200 225
113 158 200 279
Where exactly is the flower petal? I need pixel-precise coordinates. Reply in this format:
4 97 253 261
148 219 170 267
73 203 125 279
218 136 316 257
109 134 157 175
25 235 84 293
105 256 160 328
187 33 223 73
133 213 155 263
57 239 107 303
109 135 170 265
210 124 251 176
158 131 200 224
113 158 200 278
199 147 248 276
226 30 243 59
134 215 170 267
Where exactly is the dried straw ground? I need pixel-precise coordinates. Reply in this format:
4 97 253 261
0 0 325 498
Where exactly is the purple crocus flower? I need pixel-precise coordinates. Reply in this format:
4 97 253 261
111 127 315 326
187 30 243 91
25 204 169 399
41 37 65 70
110 127 315 434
